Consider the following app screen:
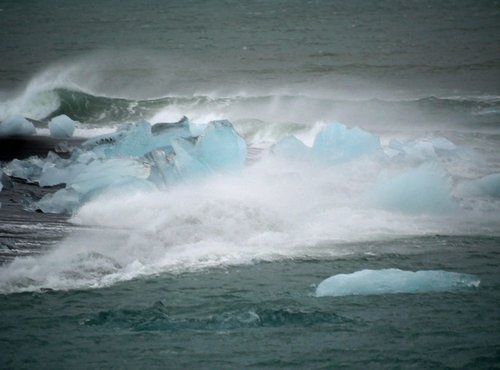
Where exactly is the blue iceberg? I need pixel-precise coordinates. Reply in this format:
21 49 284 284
312 123 380 163
82 117 192 159
271 135 312 161
4 156 46 183
6 117 246 214
195 120 247 173
365 163 455 214
315 269 480 297
0 115 36 136
456 173 500 198
49 114 76 138
272 123 380 164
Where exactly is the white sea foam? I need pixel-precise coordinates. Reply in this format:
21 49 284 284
1 147 497 293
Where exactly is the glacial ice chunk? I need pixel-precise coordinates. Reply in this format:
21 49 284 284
4 157 45 183
35 188 81 214
386 137 460 163
365 163 455 214
82 118 192 159
456 173 500 198
146 120 246 185
315 269 480 297
195 120 247 172
271 135 312 161
0 168 3 193
35 158 152 214
5 117 248 213
49 114 76 138
0 115 35 136
68 158 151 194
312 123 380 163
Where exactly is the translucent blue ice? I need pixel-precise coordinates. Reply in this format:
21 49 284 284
83 117 192 158
315 269 480 297
386 137 460 163
3 156 45 183
0 115 35 136
457 173 500 198
9 118 247 213
272 123 380 164
271 135 312 161
147 120 246 185
49 114 76 138
195 120 246 173
312 123 380 163
365 163 455 214
35 188 81 214
35 158 152 213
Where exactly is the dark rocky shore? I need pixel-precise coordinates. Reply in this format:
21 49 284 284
0 135 84 161
0 135 83 263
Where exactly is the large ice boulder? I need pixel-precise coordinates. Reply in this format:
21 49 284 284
9 117 247 214
0 115 36 136
272 123 380 164
365 163 455 214
456 173 500 198
82 118 192 159
195 120 247 173
271 135 312 161
312 123 380 163
152 120 247 183
48 114 76 138
35 158 152 214
315 269 480 297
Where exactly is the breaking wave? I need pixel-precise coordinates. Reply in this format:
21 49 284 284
2 85 500 130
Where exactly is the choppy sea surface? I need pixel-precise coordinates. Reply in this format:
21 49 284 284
0 0 499 368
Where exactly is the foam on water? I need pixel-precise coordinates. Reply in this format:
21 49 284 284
315 269 480 297
0 117 499 293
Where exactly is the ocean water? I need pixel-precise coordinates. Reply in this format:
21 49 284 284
1 0 500 368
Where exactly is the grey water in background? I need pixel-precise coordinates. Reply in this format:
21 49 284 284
1 1 500 369
1 0 499 130
1 0 499 97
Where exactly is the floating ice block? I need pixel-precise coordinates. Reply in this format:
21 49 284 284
0 115 36 136
82 118 192 159
196 120 247 172
35 158 152 213
456 173 500 198
6 118 249 213
271 135 312 161
312 123 380 163
49 114 76 138
3 157 45 183
315 269 480 297
365 163 455 214
35 188 81 214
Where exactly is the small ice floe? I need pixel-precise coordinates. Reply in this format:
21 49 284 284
315 268 480 297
